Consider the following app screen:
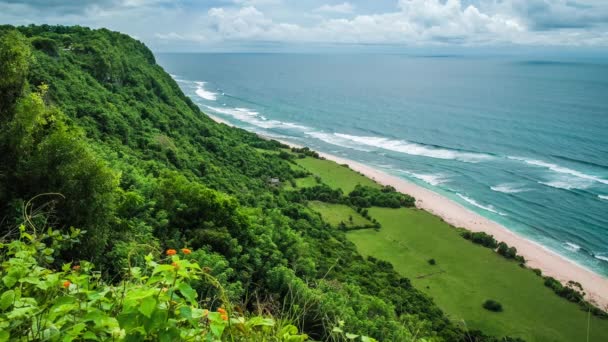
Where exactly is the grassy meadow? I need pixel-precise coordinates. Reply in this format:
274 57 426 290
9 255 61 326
308 201 373 229
295 157 381 192
294 156 608 342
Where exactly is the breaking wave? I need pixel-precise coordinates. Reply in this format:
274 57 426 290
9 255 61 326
332 133 492 162
456 193 508 216
490 183 529 194
195 81 218 101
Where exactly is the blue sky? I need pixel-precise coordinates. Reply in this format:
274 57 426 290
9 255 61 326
1 0 607 52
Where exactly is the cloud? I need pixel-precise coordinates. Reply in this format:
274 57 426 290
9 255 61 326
315 2 354 14
1 0 608 49
505 0 608 30
188 0 525 46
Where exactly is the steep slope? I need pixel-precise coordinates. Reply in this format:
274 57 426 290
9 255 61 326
0 25 515 341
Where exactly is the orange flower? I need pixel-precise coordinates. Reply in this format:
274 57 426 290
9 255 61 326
221 314 228 321
217 308 226 314
166 249 177 256
62 280 71 288
181 248 191 254
171 261 180 270
72 265 80 271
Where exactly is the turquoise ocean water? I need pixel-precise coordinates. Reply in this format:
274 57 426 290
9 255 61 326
156 53 608 276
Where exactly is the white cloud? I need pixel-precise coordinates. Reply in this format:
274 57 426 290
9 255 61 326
315 2 354 14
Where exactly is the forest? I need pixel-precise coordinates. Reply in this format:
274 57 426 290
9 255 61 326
0 25 528 341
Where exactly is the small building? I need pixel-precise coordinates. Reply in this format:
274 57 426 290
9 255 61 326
269 177 281 186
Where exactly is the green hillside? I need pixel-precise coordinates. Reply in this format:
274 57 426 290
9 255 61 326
0 25 502 341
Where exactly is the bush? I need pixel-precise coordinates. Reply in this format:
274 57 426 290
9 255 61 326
428 258 437 265
0 226 309 341
483 300 503 312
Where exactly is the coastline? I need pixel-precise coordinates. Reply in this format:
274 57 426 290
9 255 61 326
208 115 608 310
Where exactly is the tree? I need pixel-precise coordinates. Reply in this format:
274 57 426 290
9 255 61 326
0 30 31 116
483 300 503 312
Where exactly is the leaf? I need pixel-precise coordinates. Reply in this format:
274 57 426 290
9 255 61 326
179 306 192 320
210 321 225 337
0 290 15 310
176 282 197 304
81 332 99 341
2 275 17 288
332 327 343 333
139 296 157 318
0 331 8 342
345 333 359 340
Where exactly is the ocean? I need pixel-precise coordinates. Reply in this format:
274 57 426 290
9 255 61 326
156 53 608 276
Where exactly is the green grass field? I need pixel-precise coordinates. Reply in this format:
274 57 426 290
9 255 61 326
295 157 380 193
297 156 608 341
308 201 373 229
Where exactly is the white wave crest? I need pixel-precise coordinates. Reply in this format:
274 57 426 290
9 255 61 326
456 193 507 216
304 131 372 152
490 183 529 194
509 156 608 185
538 179 593 190
206 106 309 131
564 242 581 252
333 133 492 162
595 254 608 262
599 195 608 201
398 170 448 186
195 81 218 101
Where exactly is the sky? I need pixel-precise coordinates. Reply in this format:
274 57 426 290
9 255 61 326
1 0 608 53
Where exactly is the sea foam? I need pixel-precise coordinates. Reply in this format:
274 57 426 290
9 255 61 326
195 81 218 101
456 193 507 216
333 133 492 162
595 254 608 262
599 195 608 201
490 183 529 194
206 106 309 131
399 170 448 186
564 242 582 252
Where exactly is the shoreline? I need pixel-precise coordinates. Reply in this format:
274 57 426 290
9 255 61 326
208 115 608 310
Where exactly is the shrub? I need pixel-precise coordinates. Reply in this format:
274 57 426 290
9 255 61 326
428 259 437 265
0 225 309 341
483 300 503 312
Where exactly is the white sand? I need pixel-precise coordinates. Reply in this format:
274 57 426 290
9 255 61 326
208 116 608 310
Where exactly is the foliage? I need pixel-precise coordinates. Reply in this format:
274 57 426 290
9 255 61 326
460 230 498 249
0 29 31 116
348 185 415 209
483 300 503 312
0 226 308 341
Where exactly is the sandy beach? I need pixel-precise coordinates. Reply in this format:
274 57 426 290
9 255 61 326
209 116 608 310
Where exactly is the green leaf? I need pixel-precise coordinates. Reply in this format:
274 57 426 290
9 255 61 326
345 333 359 339
210 321 225 337
0 290 15 310
0 330 8 342
2 275 17 288
81 332 99 341
332 327 343 333
139 296 157 318
177 282 197 304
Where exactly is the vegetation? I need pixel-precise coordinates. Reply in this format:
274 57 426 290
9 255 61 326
483 300 503 313
294 157 380 193
0 25 490 341
308 201 377 231
348 185 415 208
0 226 308 341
